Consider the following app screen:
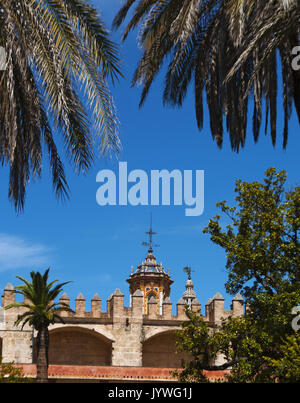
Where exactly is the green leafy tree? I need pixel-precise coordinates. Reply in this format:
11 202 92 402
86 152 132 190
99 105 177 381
5 269 72 383
0 359 31 383
113 1 300 150
175 168 300 382
173 309 236 382
204 168 300 301
265 332 300 382
0 0 122 211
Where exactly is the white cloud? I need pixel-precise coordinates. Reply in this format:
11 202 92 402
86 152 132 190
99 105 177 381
0 234 51 272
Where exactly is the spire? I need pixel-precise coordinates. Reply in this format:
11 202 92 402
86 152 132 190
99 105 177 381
129 215 172 277
127 218 173 315
182 266 197 307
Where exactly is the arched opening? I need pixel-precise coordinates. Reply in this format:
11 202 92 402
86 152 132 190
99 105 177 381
142 331 192 368
33 327 112 366
0 337 2 360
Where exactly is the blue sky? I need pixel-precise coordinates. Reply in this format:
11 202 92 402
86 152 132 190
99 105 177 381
0 0 299 313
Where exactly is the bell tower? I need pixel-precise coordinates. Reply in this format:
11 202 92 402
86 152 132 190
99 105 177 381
182 266 198 307
127 216 173 314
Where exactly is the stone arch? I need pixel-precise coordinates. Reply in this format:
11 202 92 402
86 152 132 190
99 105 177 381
33 326 113 366
144 326 181 341
147 292 157 301
142 330 192 368
49 324 115 343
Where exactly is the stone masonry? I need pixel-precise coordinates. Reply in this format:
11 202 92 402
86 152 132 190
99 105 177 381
0 282 244 367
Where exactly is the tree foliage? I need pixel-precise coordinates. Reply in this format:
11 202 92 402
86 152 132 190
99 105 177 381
173 309 234 382
114 0 300 151
175 168 300 382
5 268 72 383
204 167 300 299
265 332 300 382
0 0 122 211
0 359 31 383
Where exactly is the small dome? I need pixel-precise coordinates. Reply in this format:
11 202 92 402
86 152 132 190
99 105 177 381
183 277 196 300
185 279 194 287
133 249 168 276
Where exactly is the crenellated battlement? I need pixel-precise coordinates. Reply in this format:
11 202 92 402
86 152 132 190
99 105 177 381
1 283 244 324
0 222 246 374
0 282 244 368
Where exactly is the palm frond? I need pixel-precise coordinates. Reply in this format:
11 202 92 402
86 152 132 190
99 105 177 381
5 269 71 330
0 0 122 210
114 0 300 150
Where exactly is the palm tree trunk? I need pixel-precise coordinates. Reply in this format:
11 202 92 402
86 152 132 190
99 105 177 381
36 327 49 383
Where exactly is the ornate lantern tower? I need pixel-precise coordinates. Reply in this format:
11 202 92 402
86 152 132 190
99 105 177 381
182 266 197 307
127 216 173 314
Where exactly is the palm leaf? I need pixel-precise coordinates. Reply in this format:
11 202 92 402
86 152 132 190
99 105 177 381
0 0 122 210
113 0 300 150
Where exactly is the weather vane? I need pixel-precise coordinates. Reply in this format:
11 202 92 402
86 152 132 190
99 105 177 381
183 266 194 280
142 213 159 250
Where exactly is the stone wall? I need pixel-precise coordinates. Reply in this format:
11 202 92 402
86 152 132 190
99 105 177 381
1 283 244 367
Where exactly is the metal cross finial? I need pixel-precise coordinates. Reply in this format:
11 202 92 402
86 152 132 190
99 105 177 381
183 266 194 280
142 213 159 250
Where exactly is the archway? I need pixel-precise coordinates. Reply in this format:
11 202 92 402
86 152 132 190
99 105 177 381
142 330 192 368
33 326 113 366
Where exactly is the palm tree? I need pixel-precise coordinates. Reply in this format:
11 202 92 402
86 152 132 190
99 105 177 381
4 269 72 383
113 0 300 151
0 1 122 211
225 0 300 146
